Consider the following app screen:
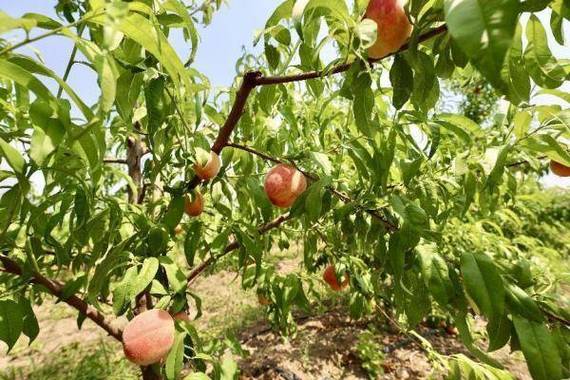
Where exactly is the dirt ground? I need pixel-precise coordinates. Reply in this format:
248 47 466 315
0 259 532 380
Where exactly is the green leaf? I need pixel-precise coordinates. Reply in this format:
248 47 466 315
524 15 566 89
88 249 131 301
112 266 138 315
502 23 530 104
165 332 185 380
444 0 519 93
304 179 326 222
486 145 510 189
505 284 543 322
487 313 511 352
184 221 203 267
460 252 504 320
418 244 453 306
0 60 57 109
513 316 562 380
163 195 185 231
159 256 188 294
8 56 93 119
352 72 374 136
0 12 36 34
0 137 25 175
410 51 439 113
133 257 159 296
521 135 570 167
0 300 24 352
513 111 532 139
90 12 190 91
390 54 413 109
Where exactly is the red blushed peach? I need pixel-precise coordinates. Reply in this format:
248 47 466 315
550 160 570 177
323 265 349 291
184 191 204 217
365 0 412 59
194 151 221 180
122 309 175 366
173 311 190 322
264 164 307 208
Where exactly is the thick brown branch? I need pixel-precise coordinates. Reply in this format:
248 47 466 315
254 25 448 86
0 255 123 341
187 213 292 284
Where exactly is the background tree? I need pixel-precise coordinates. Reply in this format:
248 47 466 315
0 0 569 379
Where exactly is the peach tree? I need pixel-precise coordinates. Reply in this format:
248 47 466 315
0 0 569 379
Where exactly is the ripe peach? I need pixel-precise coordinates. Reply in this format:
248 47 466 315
184 191 204 217
173 311 190 322
365 0 412 59
550 160 570 177
264 164 307 208
257 292 272 306
194 150 221 180
323 265 349 291
122 309 175 366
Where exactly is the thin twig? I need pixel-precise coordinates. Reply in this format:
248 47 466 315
227 142 397 231
0 12 103 57
187 213 292 283
57 25 84 98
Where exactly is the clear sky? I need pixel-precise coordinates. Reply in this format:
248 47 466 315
1 1 569 188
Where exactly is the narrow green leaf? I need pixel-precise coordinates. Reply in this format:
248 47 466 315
444 0 519 93
0 300 24 352
460 252 504 320
524 15 566 89
513 316 562 380
0 137 25 175
390 54 413 109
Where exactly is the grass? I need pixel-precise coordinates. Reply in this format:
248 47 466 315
0 339 139 380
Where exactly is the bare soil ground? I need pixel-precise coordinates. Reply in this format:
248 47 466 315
0 258 531 379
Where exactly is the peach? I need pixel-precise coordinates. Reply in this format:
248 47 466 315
173 311 190 322
257 293 272 306
323 265 349 291
264 164 307 208
122 309 175 366
365 0 412 59
550 160 570 177
194 150 221 180
184 191 203 217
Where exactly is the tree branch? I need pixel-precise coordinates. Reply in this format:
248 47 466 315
184 25 448 194
254 25 448 86
0 254 122 341
227 142 397 232
187 213 292 284
103 158 127 164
